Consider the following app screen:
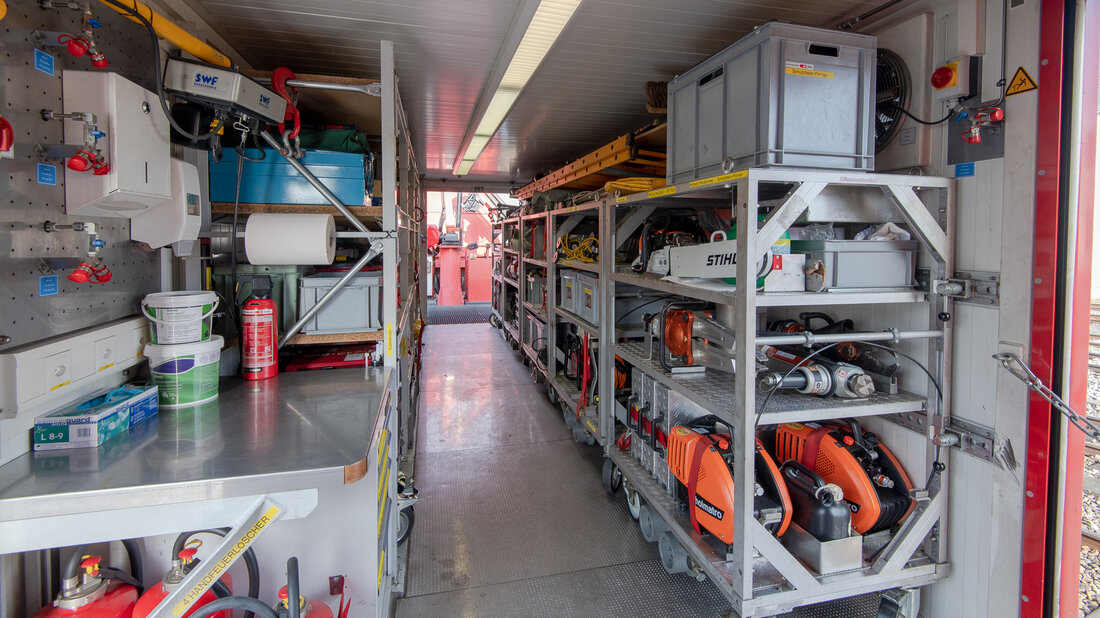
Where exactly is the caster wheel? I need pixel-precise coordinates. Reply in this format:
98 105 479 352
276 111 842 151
601 458 622 496
397 506 415 545
572 423 588 443
639 504 669 542
624 481 641 520
547 386 558 405
658 532 690 575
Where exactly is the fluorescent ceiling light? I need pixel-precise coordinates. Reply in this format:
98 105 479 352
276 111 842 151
453 0 582 176
455 159 477 176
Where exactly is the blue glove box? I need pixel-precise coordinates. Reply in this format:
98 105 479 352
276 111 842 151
210 148 369 205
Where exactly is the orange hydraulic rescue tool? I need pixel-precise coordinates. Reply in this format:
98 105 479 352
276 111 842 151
666 415 792 544
766 419 915 534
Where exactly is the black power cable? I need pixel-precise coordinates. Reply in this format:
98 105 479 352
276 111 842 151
98 0 225 142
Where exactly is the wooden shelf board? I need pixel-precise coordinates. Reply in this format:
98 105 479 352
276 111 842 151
212 202 383 220
286 331 383 345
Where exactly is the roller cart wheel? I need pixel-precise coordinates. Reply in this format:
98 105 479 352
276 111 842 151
601 458 622 496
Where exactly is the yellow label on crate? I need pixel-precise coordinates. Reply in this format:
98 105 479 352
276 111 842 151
49 381 70 392
378 551 386 588
98 363 114 372
648 186 677 198
377 478 389 534
785 67 834 79
172 505 281 616
616 196 629 203
386 322 394 357
689 170 748 188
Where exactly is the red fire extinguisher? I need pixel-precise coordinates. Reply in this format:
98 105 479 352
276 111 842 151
132 548 233 618
241 276 278 380
33 554 139 618
274 558 340 618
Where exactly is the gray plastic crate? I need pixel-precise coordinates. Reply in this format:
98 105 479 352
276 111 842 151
298 271 382 334
668 22 876 183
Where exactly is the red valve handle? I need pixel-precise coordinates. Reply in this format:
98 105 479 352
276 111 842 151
79 556 102 573
178 548 198 563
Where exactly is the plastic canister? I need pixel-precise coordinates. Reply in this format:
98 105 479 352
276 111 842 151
144 336 223 408
142 291 218 344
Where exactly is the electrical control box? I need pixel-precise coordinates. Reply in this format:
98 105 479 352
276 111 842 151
931 55 980 101
62 71 172 216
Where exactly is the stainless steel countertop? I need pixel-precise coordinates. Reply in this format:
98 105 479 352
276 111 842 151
0 367 391 522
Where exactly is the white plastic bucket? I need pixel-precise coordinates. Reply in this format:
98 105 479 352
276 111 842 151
145 336 223 408
142 291 218 344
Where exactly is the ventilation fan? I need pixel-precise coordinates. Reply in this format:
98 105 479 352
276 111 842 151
875 49 911 153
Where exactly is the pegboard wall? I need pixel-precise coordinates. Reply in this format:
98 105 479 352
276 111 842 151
1 1 166 348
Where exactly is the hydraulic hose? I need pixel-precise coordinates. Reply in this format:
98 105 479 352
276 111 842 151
173 529 261 618
188 597 278 618
286 557 301 618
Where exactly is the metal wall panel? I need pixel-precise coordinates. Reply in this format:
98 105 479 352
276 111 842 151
0 5 163 349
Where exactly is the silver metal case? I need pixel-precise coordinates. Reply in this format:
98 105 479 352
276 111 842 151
162 58 286 124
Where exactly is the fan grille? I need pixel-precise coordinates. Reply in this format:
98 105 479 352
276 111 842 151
875 49 911 153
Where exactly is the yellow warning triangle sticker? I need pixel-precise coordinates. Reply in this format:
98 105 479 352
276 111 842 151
1006 66 1038 96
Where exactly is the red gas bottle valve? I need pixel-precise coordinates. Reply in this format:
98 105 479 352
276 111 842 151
79 555 102 575
91 262 111 283
963 125 983 144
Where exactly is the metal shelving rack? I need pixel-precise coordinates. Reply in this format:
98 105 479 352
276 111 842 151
546 203 602 444
594 168 955 617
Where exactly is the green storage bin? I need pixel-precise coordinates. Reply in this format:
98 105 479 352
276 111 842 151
211 265 311 332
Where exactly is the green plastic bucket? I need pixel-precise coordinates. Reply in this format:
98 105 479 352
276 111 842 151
142 291 218 344
145 336 223 408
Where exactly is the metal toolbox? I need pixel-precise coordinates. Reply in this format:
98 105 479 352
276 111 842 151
576 273 599 325
559 270 579 314
298 271 382 334
667 22 876 183
792 240 918 291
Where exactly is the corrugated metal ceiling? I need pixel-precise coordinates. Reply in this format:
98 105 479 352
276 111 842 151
188 0 882 186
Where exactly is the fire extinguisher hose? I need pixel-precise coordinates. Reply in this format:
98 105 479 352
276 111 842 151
64 538 143 591
189 597 278 618
286 557 301 618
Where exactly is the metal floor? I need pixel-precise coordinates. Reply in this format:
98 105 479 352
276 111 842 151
396 323 885 617
425 301 493 325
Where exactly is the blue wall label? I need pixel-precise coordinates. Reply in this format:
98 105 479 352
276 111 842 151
955 162 975 177
39 275 59 297
33 49 54 76
36 163 57 185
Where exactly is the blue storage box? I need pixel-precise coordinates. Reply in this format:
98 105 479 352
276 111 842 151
210 148 369 205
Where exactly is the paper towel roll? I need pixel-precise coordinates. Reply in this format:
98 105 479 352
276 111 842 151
244 213 335 265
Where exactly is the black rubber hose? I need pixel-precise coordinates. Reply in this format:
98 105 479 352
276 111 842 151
172 529 261 618
187 597 278 618
63 545 89 580
120 539 143 588
286 557 301 618
99 567 143 595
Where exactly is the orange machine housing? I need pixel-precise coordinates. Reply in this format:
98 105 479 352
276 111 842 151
666 427 791 544
772 422 914 534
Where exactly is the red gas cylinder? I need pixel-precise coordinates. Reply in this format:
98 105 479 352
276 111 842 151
33 556 137 618
277 586 334 618
133 549 232 618
242 296 278 380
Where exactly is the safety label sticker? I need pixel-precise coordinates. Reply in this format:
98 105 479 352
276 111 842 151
1006 66 1038 96
36 164 57 186
33 49 54 76
648 186 677 198
955 162 975 178
786 66 834 79
38 275 58 297
689 170 748 188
